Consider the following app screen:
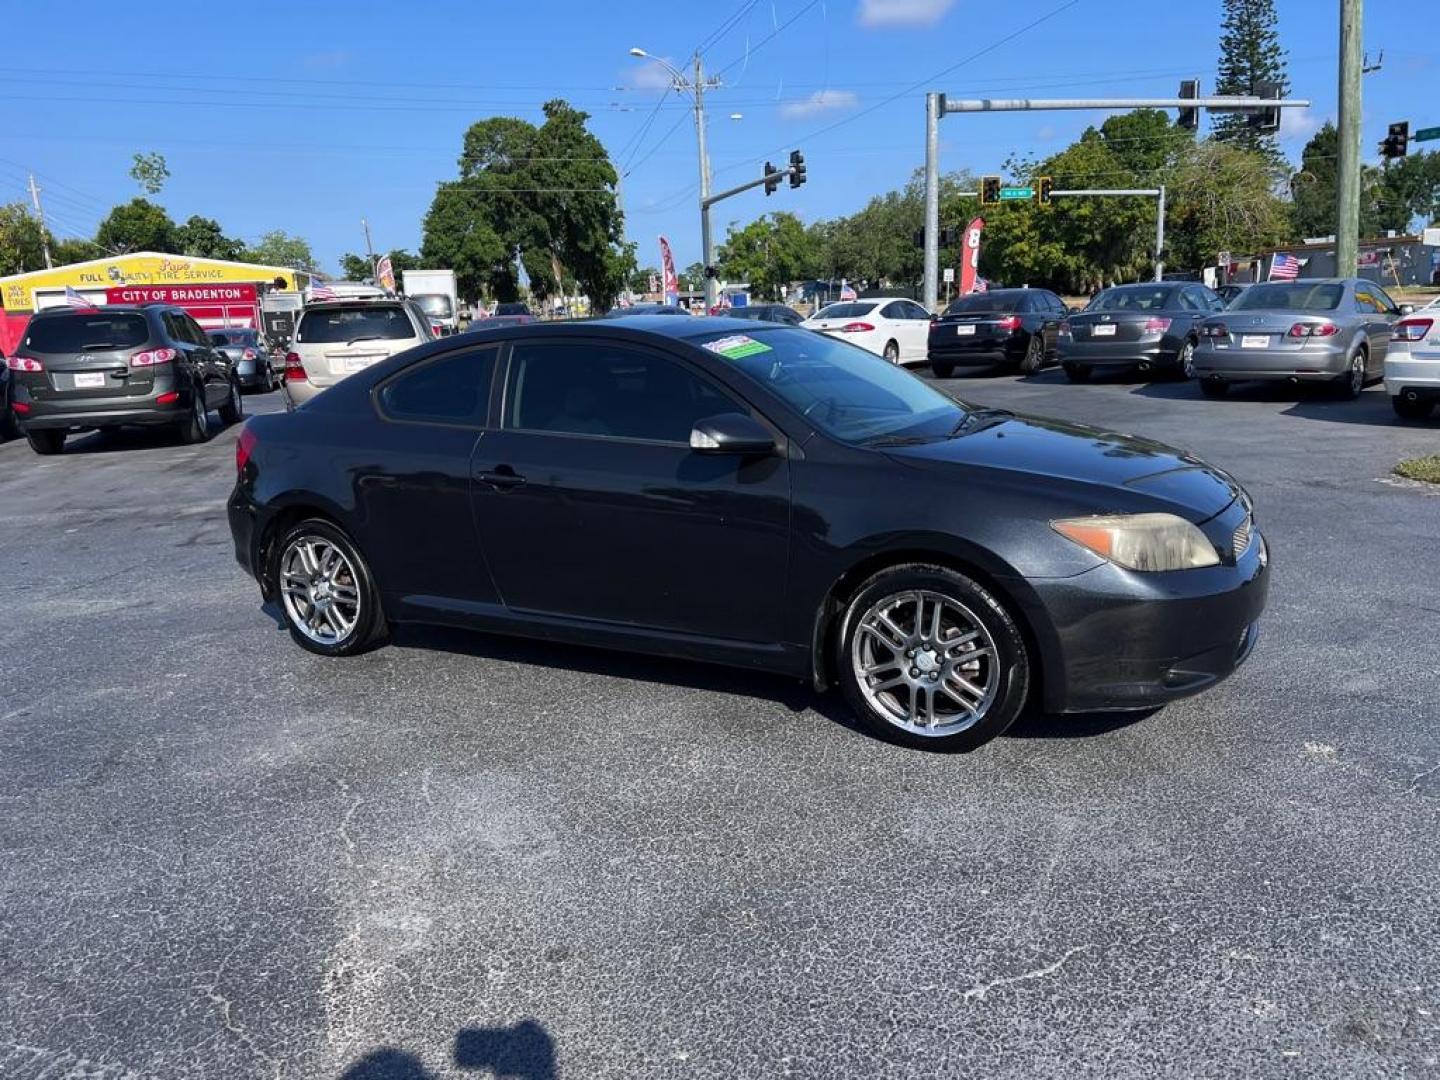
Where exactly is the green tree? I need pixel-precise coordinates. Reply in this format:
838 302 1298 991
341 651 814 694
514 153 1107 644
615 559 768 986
96 198 178 253
630 264 661 291
1212 0 1289 160
717 212 814 299
53 237 104 264
0 202 53 275
1099 108 1194 176
339 253 373 280
424 101 628 307
244 230 317 270
1374 151 1440 233
175 215 244 260
129 152 170 196
1289 122 1382 239
1167 139 1290 270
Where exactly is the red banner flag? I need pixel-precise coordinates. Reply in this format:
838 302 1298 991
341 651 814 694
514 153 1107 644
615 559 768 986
958 216 985 296
658 236 679 305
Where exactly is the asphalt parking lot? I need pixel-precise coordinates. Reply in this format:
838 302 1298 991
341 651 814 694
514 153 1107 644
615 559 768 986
2 371 1438 1080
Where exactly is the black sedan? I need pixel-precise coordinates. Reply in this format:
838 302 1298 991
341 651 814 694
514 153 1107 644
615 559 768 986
227 317 1269 751
1059 282 1225 382
927 288 1068 378
725 303 804 325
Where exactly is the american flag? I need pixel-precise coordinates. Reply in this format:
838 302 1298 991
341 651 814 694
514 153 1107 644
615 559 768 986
972 277 990 294
310 280 337 301
65 285 97 309
1269 253 1302 281
839 279 857 301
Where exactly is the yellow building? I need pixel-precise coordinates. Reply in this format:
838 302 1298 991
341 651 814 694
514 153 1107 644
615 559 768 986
0 252 314 353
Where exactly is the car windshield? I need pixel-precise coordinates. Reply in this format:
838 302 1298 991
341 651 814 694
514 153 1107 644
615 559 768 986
297 305 416 343
1087 286 1177 311
1230 283 1343 312
695 327 969 444
208 330 254 346
944 294 1020 314
23 312 149 352
413 294 453 318
727 307 768 320
813 302 877 320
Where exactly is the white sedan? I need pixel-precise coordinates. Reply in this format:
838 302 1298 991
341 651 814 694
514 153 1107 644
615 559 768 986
803 298 932 364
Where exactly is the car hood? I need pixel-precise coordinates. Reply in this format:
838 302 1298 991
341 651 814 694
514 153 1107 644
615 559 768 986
885 412 1241 522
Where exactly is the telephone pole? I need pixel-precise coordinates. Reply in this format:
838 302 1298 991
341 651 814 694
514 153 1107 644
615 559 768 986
692 53 717 311
1335 0 1363 278
27 174 53 269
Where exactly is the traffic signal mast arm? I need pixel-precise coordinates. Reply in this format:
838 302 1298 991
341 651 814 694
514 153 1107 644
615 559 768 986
704 152 806 209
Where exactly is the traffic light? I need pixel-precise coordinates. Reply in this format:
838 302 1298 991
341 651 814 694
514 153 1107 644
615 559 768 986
980 176 1001 205
789 149 806 189
1177 79 1199 131
1037 177 1053 206
1380 121 1409 159
763 161 781 196
1248 80 1281 132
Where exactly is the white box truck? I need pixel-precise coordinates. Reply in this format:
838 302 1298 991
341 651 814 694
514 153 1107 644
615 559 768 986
402 269 460 336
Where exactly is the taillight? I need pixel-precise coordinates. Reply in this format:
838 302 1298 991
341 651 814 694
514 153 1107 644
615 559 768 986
840 322 875 333
284 352 308 381
12 401 30 414
236 425 257 473
155 391 180 405
242 347 257 360
1143 317 1172 332
6 355 42 372
1200 323 1228 338
996 315 1022 331
1058 321 1071 337
131 347 177 367
431 322 444 335
1394 318 1434 342
1288 322 1339 338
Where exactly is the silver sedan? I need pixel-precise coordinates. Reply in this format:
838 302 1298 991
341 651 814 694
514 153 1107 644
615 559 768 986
1192 278 1408 400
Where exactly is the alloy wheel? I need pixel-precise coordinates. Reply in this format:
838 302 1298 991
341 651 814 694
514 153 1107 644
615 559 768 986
1350 354 1364 396
193 393 208 438
850 589 1000 736
279 536 362 646
1180 340 1196 378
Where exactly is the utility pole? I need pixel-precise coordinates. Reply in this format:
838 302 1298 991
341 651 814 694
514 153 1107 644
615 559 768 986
361 217 377 282
1154 185 1167 282
923 93 941 313
693 53 716 311
27 174 53 269
1335 0 1363 278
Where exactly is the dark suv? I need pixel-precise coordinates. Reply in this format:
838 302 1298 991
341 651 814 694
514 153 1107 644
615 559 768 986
7 304 242 455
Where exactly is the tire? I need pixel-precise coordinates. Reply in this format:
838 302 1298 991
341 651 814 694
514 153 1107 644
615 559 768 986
836 563 1031 752
218 377 244 425
178 386 211 444
271 518 388 657
26 427 65 455
883 340 900 364
1176 339 1197 380
1333 350 1365 400
930 360 955 379
1200 378 1229 398
1392 395 1435 421
1019 334 1045 375
1063 363 1091 383
0 406 17 442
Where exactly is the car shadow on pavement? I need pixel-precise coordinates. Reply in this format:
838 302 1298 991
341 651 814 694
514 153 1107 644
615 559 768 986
1004 706 1160 739
338 1019 558 1080
50 415 244 455
1129 380 1402 426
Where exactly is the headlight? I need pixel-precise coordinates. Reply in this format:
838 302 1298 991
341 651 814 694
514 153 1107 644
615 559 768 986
1051 512 1220 571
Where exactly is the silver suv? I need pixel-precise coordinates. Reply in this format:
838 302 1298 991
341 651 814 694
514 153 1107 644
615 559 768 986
282 299 432 407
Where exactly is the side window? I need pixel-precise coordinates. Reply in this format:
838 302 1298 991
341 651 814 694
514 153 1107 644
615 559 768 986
880 301 904 320
1373 286 1399 313
162 313 189 344
1178 289 1201 312
1354 291 1377 314
379 347 496 425
506 342 740 443
905 301 930 320
183 315 208 344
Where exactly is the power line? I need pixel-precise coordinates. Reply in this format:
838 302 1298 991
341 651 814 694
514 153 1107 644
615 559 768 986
712 0 824 79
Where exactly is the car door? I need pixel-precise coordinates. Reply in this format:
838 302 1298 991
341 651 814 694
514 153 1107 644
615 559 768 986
1372 285 1403 366
181 312 228 405
901 300 935 359
471 336 792 644
162 312 207 400
1353 287 1390 370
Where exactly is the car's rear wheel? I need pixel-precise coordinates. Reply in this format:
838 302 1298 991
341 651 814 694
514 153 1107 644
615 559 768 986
1200 377 1229 398
1177 339 1197 379
1392 395 1435 421
883 340 900 363
26 428 65 455
1063 363 1091 383
836 565 1030 751
930 359 955 379
1020 334 1045 374
218 377 243 425
273 519 387 657
178 387 210 444
1334 350 1366 400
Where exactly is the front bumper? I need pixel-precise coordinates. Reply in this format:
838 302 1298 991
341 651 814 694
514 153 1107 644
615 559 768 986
1057 337 1181 369
1193 341 1347 381
1018 527 1270 713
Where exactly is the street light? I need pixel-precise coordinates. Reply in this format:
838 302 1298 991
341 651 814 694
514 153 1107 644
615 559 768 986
628 45 719 310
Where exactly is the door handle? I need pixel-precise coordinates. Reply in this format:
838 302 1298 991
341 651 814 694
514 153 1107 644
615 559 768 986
477 467 527 490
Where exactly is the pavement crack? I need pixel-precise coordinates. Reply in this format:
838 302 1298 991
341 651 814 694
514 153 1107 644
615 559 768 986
1407 761 1440 793
194 983 284 1079
963 944 1093 1003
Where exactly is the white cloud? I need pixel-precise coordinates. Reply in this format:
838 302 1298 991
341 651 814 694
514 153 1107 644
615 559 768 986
779 89 860 119
623 58 680 91
1036 124 1058 142
1280 105 1319 142
858 0 956 27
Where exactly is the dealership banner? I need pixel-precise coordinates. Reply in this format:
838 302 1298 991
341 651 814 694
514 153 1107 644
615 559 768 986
959 217 985 296
658 235 679 305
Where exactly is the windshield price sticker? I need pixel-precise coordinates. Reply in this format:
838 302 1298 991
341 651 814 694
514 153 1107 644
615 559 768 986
704 335 773 360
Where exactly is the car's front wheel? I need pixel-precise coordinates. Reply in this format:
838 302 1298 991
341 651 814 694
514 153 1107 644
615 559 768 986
883 340 900 363
836 564 1031 751
26 428 65 455
219 377 244 425
1020 334 1045 374
930 359 955 379
273 518 387 657
1177 339 1197 379
1334 350 1366 400
178 386 210 444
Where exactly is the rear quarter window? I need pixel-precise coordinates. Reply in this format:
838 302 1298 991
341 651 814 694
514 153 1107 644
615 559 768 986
23 312 150 352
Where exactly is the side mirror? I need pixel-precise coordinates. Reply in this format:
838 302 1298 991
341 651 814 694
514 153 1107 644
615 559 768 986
689 412 775 456
929 312 939 322
1398 303 1415 316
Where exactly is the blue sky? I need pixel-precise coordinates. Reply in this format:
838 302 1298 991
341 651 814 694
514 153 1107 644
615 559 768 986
5 0 1433 275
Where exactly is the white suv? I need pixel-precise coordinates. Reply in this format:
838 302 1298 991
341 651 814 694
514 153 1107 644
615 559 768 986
282 300 432 408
